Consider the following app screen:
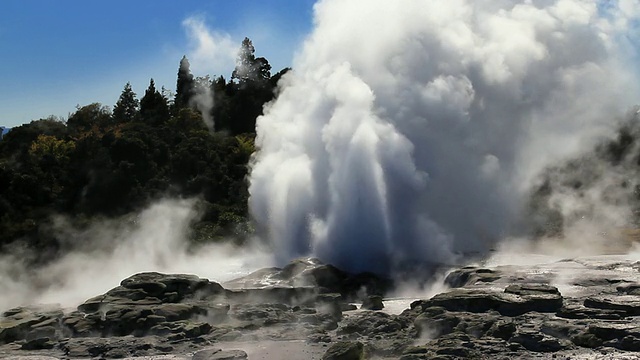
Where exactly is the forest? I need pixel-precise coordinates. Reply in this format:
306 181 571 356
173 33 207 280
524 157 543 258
0 38 286 262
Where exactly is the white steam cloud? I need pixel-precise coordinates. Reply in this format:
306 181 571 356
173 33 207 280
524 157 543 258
191 79 215 131
249 0 640 274
0 199 272 311
182 16 237 78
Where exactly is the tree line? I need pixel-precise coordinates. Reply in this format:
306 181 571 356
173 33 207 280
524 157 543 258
0 38 286 261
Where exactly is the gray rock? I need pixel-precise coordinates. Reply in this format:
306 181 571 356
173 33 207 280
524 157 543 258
204 350 248 360
192 348 222 360
322 341 364 360
444 267 501 288
361 296 384 310
424 286 563 316
509 330 568 352
0 307 63 345
338 311 408 337
21 337 55 350
584 295 640 316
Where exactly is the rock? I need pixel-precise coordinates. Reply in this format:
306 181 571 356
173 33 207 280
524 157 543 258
224 287 318 306
584 295 640 316
7 255 640 359
21 337 55 350
217 330 242 341
617 283 640 295
338 311 408 337
414 306 503 339
361 296 384 310
401 333 493 359
424 286 563 316
509 330 567 352
192 348 222 360
341 304 358 311
571 331 604 348
228 303 295 326
504 284 560 296
587 322 640 341
307 331 332 343
120 272 225 302
191 348 247 360
610 335 640 351
204 350 248 360
486 319 516 340
557 301 627 320
322 341 364 360
0 306 63 345
225 258 391 301
444 267 501 288
315 293 344 321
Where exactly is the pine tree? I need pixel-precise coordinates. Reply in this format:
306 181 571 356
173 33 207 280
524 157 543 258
231 38 271 85
175 56 195 110
231 38 255 83
113 82 139 123
140 79 170 125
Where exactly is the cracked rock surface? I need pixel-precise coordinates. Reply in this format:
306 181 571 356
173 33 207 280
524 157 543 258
3 255 640 359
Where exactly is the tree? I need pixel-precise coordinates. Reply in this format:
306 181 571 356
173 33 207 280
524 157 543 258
28 134 75 165
113 82 139 123
231 38 271 85
140 79 170 126
67 103 112 134
175 56 195 110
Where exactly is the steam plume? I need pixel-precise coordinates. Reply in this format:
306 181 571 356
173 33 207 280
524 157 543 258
182 17 237 77
191 79 215 131
249 0 640 274
0 199 271 311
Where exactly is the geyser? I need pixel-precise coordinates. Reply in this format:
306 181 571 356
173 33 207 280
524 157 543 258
249 0 640 274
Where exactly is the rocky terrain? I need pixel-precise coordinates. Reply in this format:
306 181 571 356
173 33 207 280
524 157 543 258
3 254 640 359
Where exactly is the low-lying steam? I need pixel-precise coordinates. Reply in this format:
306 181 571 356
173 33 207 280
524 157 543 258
0 199 272 311
249 0 640 274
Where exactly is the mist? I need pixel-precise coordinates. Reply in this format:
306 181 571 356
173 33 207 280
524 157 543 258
0 199 272 312
191 79 215 131
249 0 640 274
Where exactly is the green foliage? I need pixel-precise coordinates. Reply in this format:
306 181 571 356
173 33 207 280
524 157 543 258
67 103 112 135
140 79 170 125
113 82 140 123
175 56 195 111
0 37 289 263
28 134 75 163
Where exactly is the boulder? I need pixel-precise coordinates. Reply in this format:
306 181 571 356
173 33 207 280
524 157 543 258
224 258 392 301
338 311 408 337
120 272 224 302
224 286 317 305
557 302 627 320
322 341 365 360
509 330 568 352
228 303 296 326
0 306 63 345
583 295 640 316
444 267 501 288
59 336 172 358
361 296 384 310
617 283 640 295
424 286 563 316
208 350 249 360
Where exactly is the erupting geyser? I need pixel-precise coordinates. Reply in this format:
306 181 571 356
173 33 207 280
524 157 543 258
249 0 640 274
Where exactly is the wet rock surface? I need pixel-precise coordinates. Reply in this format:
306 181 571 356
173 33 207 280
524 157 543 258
3 255 640 359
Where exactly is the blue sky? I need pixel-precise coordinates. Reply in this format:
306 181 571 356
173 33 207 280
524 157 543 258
0 0 316 127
